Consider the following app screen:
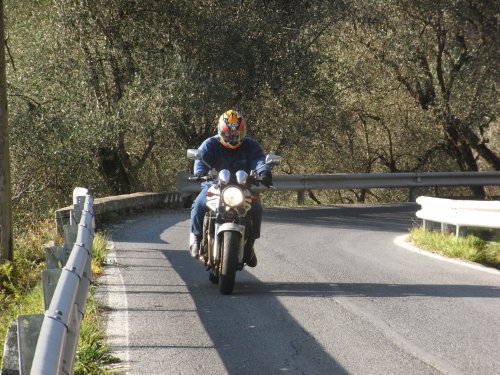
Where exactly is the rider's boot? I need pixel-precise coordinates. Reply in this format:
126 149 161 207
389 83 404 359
247 250 257 267
189 233 201 258
244 238 257 267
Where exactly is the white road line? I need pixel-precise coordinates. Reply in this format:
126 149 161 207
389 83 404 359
98 239 130 373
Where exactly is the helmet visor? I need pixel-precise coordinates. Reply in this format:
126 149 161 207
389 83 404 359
221 129 242 145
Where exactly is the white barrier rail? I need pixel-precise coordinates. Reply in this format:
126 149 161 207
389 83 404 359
1 188 94 375
30 191 94 375
416 196 500 236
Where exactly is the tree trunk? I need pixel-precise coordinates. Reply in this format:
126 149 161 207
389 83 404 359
0 1 13 261
460 123 500 171
443 123 486 197
96 147 133 195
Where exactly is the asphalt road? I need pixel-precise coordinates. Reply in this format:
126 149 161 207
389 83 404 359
97 204 500 375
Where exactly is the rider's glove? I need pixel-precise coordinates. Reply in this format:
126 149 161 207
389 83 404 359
195 171 207 179
260 171 273 187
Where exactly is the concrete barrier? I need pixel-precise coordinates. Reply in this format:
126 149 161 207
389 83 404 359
55 191 183 235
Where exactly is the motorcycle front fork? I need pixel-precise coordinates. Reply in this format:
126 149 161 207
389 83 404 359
207 234 251 272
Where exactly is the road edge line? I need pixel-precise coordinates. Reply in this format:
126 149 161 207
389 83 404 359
96 238 131 373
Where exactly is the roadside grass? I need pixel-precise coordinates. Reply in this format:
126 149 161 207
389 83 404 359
0 228 116 374
74 290 118 375
0 219 52 361
409 227 500 269
74 230 118 375
91 232 109 277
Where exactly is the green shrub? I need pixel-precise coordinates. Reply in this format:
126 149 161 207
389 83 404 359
1 228 114 371
74 292 118 375
409 227 500 268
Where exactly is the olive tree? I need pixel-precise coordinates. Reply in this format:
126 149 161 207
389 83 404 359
349 0 499 174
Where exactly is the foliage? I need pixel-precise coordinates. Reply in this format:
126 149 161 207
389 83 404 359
409 227 500 268
0 219 54 361
74 292 118 375
0 283 44 362
0 219 53 310
345 1 499 175
91 232 109 277
5 0 101 222
4 0 499 223
0 225 113 367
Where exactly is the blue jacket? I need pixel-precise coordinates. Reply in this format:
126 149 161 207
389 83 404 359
194 136 270 176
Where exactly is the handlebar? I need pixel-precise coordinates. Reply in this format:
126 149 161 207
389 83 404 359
188 174 273 188
188 175 214 182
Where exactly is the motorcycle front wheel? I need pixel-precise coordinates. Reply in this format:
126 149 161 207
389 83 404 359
219 231 240 295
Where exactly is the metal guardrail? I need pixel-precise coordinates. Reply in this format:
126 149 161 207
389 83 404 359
416 196 500 236
30 190 94 375
1 188 94 375
176 170 500 202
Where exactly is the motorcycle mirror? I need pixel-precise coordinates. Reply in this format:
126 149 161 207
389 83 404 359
218 169 231 184
236 170 248 185
187 149 203 160
265 154 281 166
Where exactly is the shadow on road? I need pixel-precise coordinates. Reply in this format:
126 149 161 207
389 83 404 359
162 248 349 374
106 209 347 372
263 204 419 233
237 281 500 298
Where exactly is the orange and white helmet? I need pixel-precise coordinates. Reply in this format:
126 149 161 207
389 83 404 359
218 109 246 149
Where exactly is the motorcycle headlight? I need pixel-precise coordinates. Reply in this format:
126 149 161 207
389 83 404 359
222 186 244 208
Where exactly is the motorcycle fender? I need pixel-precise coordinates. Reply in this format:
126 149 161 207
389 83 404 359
216 223 245 236
216 223 245 264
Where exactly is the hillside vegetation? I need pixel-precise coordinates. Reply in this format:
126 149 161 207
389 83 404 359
4 0 499 221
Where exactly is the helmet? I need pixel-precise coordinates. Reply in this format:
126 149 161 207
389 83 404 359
218 109 246 149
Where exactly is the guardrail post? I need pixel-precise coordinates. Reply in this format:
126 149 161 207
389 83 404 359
42 269 62 311
408 188 416 202
297 190 305 205
1 321 20 374
43 243 70 269
17 315 44 375
441 223 454 234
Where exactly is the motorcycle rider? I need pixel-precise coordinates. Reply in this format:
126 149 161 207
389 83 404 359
190 109 273 267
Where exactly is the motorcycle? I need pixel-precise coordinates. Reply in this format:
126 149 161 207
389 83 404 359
187 149 281 294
